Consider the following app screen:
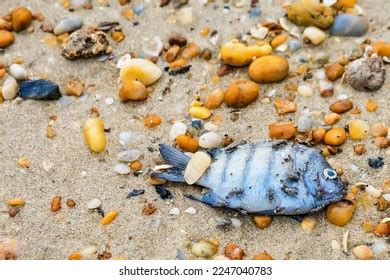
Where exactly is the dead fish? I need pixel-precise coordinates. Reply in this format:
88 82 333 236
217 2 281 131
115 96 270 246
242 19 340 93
152 141 346 215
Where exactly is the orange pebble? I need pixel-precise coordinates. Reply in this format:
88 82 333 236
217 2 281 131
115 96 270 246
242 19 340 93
130 160 142 171
144 115 161 129
176 134 199 153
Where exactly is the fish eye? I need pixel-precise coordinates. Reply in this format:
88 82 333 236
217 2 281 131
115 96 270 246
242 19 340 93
323 168 337 180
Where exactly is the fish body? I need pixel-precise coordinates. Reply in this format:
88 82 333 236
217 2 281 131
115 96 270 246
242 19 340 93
152 141 346 215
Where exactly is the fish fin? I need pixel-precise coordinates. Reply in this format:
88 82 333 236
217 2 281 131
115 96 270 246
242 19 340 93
185 191 224 207
151 168 185 183
290 215 305 222
158 144 190 170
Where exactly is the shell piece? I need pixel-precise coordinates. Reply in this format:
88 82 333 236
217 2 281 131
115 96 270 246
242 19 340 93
116 149 141 162
199 132 221 149
330 14 368 37
119 58 162 86
54 17 83 35
87 198 101 210
9 64 27 80
303 27 326 45
115 163 130 174
184 151 211 185
62 30 109 59
2 76 18 100
345 57 385 91
169 122 187 141
19 80 61 100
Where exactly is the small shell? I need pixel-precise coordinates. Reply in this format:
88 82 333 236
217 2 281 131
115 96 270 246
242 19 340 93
9 64 27 80
1 76 18 100
342 230 349 253
80 246 97 259
115 163 131 175
169 122 187 141
87 198 101 210
365 185 382 198
116 149 141 162
250 26 268 39
199 132 221 149
330 14 368 37
303 27 326 45
54 17 83 35
297 84 313 97
184 151 211 185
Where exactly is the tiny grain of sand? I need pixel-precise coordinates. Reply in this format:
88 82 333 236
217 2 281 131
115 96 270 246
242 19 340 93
0 0 389 260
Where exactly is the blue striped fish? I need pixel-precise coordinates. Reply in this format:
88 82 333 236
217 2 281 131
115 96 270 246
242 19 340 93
152 141 346 215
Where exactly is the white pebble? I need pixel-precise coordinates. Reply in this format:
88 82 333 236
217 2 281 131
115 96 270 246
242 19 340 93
169 122 187 141
87 198 101 210
80 245 97 259
184 151 211 185
119 131 132 145
105 97 114 105
184 207 197 214
297 115 313 133
116 54 132 69
169 207 180 215
115 163 130 175
303 27 326 45
199 132 221 149
9 64 27 80
54 17 83 35
383 193 390 202
1 76 18 100
231 218 242 228
365 185 382 198
116 149 141 162
177 6 193 25
250 26 268 39
297 84 314 97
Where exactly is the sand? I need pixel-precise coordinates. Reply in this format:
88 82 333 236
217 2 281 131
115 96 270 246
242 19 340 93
0 0 389 260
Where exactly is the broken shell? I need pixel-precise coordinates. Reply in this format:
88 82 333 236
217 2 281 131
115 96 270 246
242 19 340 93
87 198 101 210
184 151 211 185
169 122 187 141
120 58 162 86
199 132 221 149
303 27 326 45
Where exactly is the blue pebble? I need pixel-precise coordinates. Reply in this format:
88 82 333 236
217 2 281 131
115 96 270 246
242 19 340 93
288 39 302 52
191 118 204 129
330 14 368 37
19 80 61 100
368 157 384 169
249 9 262 18
133 5 145 16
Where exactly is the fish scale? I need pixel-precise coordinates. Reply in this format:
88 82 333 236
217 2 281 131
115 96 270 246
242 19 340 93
153 142 346 215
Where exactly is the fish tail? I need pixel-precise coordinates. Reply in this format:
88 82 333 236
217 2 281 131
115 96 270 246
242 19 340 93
151 144 191 183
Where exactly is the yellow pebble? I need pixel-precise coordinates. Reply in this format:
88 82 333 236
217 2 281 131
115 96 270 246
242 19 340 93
271 34 288 48
7 198 25 207
100 211 118 225
83 118 107 153
189 107 211 119
190 100 203 107
200 27 210 36
220 42 272 67
301 217 317 231
349 120 369 140
169 58 187 69
211 75 220 84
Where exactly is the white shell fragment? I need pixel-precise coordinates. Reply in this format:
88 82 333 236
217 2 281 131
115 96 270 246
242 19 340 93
116 149 141 162
142 36 163 57
303 27 326 45
184 207 197 214
297 84 314 97
80 245 97 259
169 121 187 141
365 185 382 198
54 17 83 36
342 230 349 253
199 132 221 149
169 207 180 215
87 198 101 210
250 26 268 39
184 151 211 185
115 163 131 175
9 64 27 80
2 76 18 100
116 54 132 69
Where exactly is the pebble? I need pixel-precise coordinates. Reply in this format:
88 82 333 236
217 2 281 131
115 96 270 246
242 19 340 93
297 84 314 97
250 26 268 39
231 218 242 228
220 42 271 66
117 149 141 162
184 207 196 214
84 118 106 153
268 122 297 140
9 64 27 80
249 55 289 83
7 198 25 207
224 80 260 108
285 0 334 29
188 107 211 119
349 120 369 140
274 99 296 115
0 30 15 48
62 30 109 59
169 207 180 215
119 131 132 145
1 76 18 100
325 63 345 81
329 99 353 113
177 6 193 25
324 128 347 146
252 251 273 260
87 198 101 210
319 80 334 97
368 157 384 169
352 245 373 260
176 134 199 153
169 122 187 141
66 80 84 96
144 115 162 129
374 223 390 237
181 43 201 59
345 57 385 92
51 196 61 212
191 240 218 258
184 151 211 185
120 58 162 86
370 123 388 137
324 113 340 125
19 79 61 100
330 14 368 37
199 132 221 149
12 7 33 32
297 114 313 133
303 27 326 45
326 200 355 226
115 163 131 175
313 128 326 144
253 215 272 229
100 211 118 225
205 89 224 109
224 242 245 260
119 80 147 101
288 39 302 52
301 217 317 231
373 41 390 57
365 185 382 198
371 240 386 255
54 17 83 35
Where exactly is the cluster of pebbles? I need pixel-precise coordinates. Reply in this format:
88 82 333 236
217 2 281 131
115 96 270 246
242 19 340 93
0 0 389 260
